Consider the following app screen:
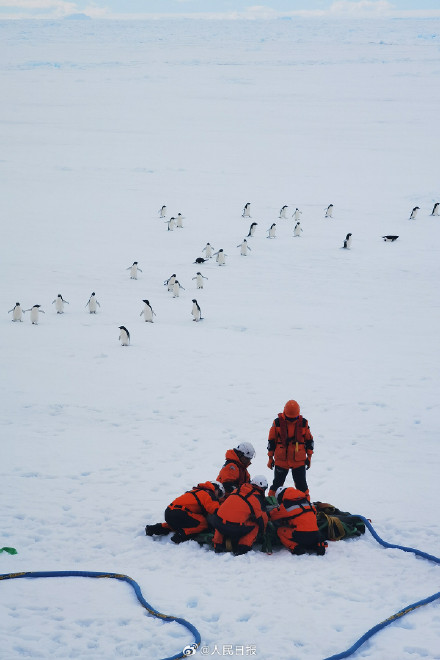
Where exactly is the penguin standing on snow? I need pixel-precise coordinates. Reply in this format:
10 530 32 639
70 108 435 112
127 262 143 280
172 280 185 297
166 217 176 231
242 202 251 218
267 223 276 238
237 239 252 256
8 302 23 322
279 205 288 219
140 299 155 322
192 272 208 289
159 205 167 218
213 249 228 266
325 204 334 218
409 206 420 220
247 222 258 237
293 222 303 237
86 292 100 314
164 274 176 291
25 305 45 325
119 326 130 346
293 208 302 221
431 202 439 216
342 233 352 249
176 213 184 228
52 294 69 314
191 299 202 322
202 243 215 259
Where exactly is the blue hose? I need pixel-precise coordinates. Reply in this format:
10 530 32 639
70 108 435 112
0 570 201 660
323 516 440 660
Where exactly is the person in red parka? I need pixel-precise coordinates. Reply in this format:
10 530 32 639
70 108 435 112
209 475 268 555
270 487 326 555
145 481 225 544
216 441 255 494
267 399 314 498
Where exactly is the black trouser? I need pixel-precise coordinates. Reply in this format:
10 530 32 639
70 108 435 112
270 465 308 493
164 507 199 535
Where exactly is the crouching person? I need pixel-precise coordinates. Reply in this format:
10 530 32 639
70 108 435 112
216 441 255 495
210 475 268 555
145 481 225 544
270 487 326 556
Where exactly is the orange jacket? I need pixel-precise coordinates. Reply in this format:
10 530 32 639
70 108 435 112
169 482 220 516
217 449 251 493
216 482 268 530
269 488 319 532
267 414 314 469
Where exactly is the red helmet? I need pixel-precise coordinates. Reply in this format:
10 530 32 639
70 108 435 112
284 400 300 418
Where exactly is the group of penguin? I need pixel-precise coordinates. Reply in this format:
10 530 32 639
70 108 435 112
8 199 438 345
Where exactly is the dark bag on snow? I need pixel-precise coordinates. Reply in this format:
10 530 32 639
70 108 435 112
314 502 366 540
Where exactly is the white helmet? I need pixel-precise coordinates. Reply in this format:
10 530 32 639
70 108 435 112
275 487 286 502
251 475 268 490
235 442 256 460
212 481 225 498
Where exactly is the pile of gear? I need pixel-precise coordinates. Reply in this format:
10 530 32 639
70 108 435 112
145 401 365 556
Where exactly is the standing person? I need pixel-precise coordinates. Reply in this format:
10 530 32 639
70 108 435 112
216 442 255 494
210 475 268 555
145 481 225 544
267 400 314 499
269 487 326 555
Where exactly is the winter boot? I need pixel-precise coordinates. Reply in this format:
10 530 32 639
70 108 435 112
171 532 187 544
145 523 170 537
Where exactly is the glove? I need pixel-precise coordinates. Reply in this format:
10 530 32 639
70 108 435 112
305 458 311 470
267 457 274 470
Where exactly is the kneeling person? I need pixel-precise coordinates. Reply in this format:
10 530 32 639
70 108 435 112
210 475 268 555
146 481 225 544
270 487 325 555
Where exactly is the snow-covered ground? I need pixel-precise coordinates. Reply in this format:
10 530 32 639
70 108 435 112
1 16 439 660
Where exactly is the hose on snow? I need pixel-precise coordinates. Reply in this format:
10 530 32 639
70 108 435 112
0 570 200 660
323 516 440 660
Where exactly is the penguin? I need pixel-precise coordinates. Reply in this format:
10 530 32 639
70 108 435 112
25 304 45 325
191 299 202 322
342 233 352 249
202 243 215 259
267 223 276 239
166 217 176 231
127 262 142 280
409 206 420 220
86 292 100 314
293 208 302 221
159 205 167 218
52 294 69 314
140 299 155 322
431 202 439 216
293 222 303 237
172 280 185 297
237 239 252 256
242 202 251 218
164 274 176 291
119 326 130 346
192 272 208 289
279 205 288 219
382 235 399 242
247 222 257 237
325 204 334 218
213 249 227 266
8 302 23 322
176 213 184 228
194 257 207 265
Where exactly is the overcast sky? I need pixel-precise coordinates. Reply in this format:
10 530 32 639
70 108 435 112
1 0 440 20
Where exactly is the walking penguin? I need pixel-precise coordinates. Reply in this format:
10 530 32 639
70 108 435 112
202 243 215 259
172 280 185 297
409 206 420 220
247 222 257 237
237 239 252 256
159 205 167 218
164 274 176 291
127 262 142 279
192 272 208 289
52 294 69 314
140 300 155 322
25 305 45 325
86 292 100 314
279 205 288 219
213 249 227 266
293 222 303 237
242 202 251 218
119 326 130 346
267 223 276 238
342 233 352 249
293 208 302 221
431 202 439 216
8 302 23 322
325 204 334 218
191 299 202 322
